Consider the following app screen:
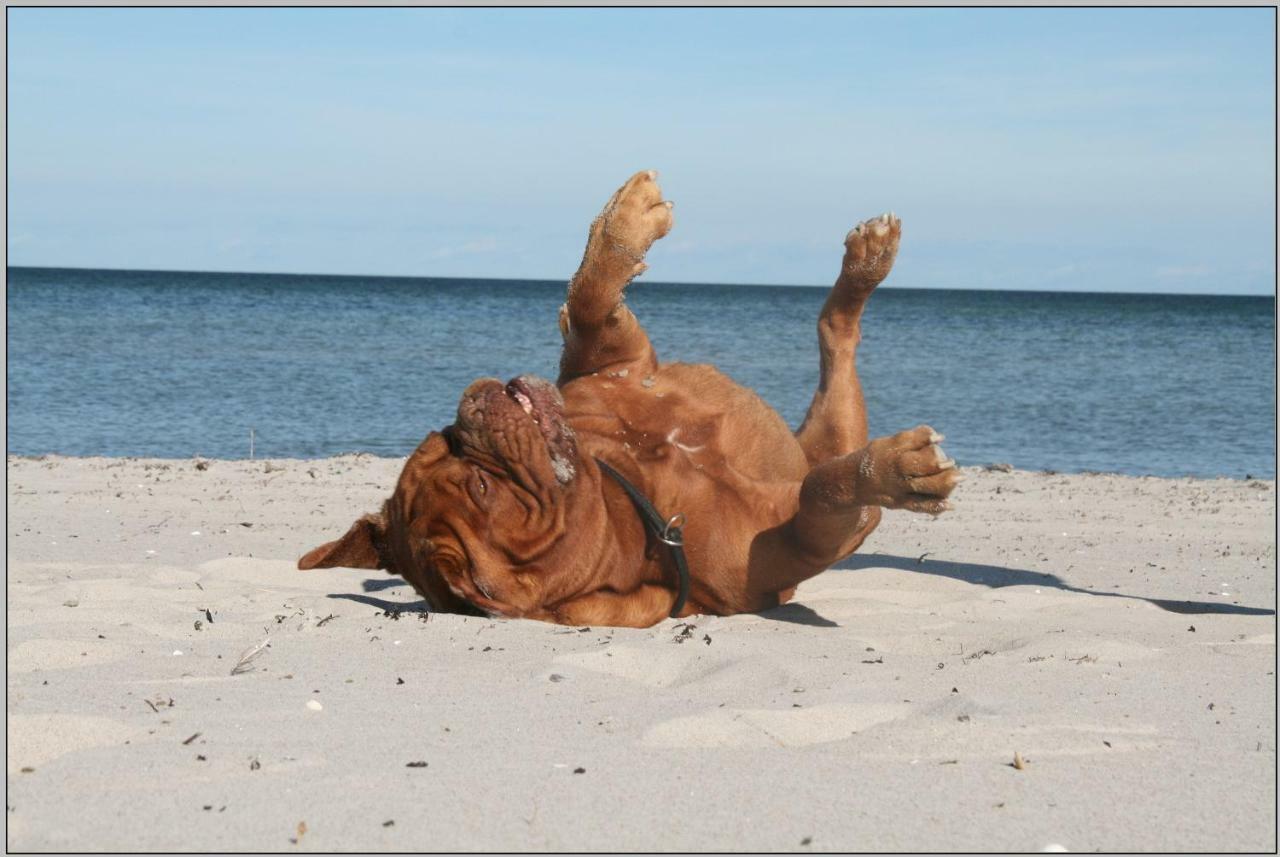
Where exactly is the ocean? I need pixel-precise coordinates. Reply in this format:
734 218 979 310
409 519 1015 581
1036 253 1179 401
6 266 1275 479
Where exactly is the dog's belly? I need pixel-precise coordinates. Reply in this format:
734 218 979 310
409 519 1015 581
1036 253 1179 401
561 363 810 613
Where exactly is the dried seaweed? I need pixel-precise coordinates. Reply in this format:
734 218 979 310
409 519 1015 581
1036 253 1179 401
230 636 270 675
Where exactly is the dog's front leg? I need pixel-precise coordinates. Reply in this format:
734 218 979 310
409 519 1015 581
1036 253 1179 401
549 584 679 628
557 171 673 382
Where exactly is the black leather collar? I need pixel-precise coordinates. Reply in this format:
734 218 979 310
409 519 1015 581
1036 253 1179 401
595 457 691 618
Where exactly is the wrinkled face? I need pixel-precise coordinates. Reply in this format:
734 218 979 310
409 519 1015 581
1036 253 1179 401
382 374 580 616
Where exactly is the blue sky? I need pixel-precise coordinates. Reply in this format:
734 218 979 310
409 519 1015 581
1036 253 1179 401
7 8 1276 294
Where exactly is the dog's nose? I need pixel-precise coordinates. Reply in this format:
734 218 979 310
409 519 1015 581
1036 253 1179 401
461 377 503 398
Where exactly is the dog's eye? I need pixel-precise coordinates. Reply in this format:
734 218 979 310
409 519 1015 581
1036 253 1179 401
463 467 490 508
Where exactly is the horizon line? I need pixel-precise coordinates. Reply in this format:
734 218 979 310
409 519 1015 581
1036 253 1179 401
6 263 1276 300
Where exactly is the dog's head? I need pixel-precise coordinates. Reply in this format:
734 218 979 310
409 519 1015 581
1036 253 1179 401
298 374 581 617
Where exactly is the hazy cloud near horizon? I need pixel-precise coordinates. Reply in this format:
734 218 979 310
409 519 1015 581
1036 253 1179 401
7 8 1276 295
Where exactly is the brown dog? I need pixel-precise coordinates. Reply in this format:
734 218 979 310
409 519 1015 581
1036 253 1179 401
299 171 960 627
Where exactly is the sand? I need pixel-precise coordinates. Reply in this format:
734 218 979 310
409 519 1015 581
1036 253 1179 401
5 455 1276 852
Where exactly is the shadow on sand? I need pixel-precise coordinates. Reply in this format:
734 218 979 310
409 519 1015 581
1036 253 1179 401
330 556 1275 626
755 602 841 628
761 552 1274 627
326 577 427 613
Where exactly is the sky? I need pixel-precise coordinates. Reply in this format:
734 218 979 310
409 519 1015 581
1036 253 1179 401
6 8 1276 295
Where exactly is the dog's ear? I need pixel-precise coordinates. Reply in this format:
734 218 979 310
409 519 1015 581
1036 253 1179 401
298 513 387 570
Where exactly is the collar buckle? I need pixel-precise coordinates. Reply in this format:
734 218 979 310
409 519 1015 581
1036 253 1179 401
659 513 686 547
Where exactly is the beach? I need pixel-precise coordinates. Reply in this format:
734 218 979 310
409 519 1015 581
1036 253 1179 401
6 455 1276 852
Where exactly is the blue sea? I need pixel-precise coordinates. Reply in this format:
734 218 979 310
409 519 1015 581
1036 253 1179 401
6 267 1276 479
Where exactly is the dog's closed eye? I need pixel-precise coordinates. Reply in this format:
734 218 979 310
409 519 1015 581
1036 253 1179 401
466 468 490 507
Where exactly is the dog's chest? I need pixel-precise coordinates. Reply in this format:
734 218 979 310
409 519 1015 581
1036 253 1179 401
562 362 808 484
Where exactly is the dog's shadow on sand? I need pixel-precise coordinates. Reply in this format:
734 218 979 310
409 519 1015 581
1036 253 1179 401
329 558 1275 626
828 553 1276 618
326 577 428 613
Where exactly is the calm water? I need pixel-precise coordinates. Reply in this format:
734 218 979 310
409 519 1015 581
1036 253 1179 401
6 267 1276 479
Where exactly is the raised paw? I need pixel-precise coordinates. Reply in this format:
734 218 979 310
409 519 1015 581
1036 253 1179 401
587 170 675 278
859 424 960 515
839 212 901 295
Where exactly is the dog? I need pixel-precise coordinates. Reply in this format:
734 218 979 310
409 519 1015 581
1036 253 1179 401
299 171 960 627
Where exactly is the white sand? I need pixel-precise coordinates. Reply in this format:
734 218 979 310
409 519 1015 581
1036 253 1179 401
6 455 1276 852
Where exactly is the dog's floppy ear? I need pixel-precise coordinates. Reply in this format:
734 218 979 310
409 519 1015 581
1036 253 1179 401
298 513 387 570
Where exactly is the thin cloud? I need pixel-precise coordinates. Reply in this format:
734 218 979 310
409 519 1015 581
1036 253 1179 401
428 237 500 260
1156 264 1212 278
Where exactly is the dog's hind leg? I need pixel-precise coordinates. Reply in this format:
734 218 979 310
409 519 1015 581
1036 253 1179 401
793 213 901 466
743 425 959 609
557 171 673 383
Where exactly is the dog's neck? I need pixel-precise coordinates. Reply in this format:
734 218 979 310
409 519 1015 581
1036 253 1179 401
540 456 660 608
